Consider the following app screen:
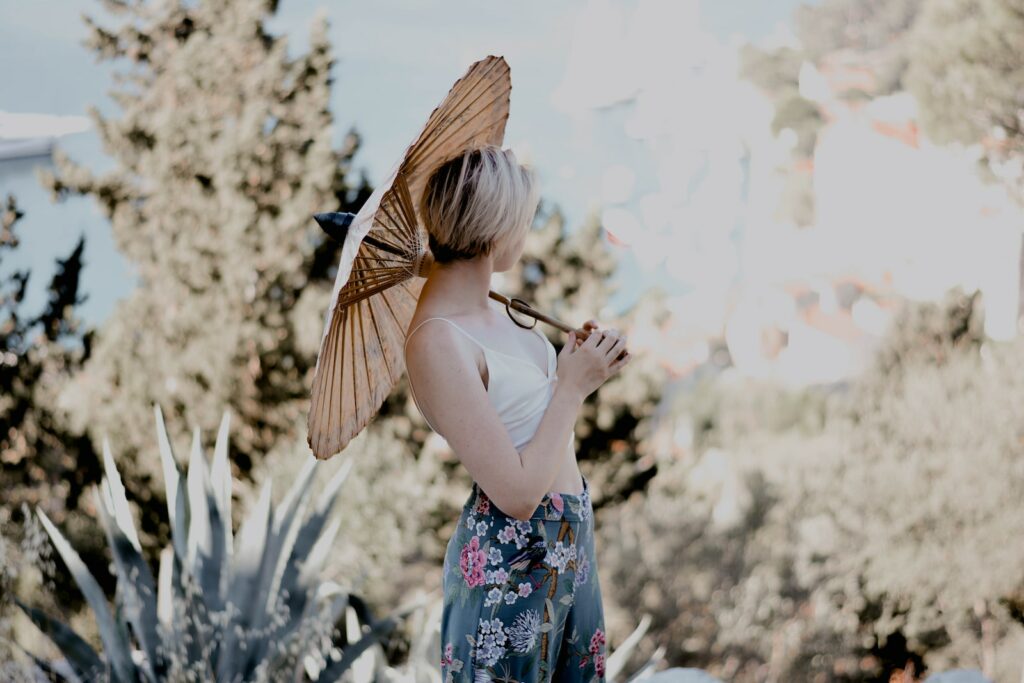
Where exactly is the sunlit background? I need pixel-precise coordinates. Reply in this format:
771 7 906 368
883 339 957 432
2 0 1022 681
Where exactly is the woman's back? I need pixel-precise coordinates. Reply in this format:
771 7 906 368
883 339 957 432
403 302 575 453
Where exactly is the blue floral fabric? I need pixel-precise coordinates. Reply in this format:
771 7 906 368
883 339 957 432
440 475 607 683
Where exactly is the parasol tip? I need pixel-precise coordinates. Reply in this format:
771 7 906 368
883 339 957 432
314 211 357 244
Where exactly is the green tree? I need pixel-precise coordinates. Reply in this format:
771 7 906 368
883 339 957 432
809 292 1024 679
738 44 821 226
905 0 1024 167
1 194 98 522
598 290 1024 681
795 0 923 94
38 0 370 521
904 0 1024 329
0 194 105 649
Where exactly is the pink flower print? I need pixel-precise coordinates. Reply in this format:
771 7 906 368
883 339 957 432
595 652 606 677
498 524 516 544
589 627 606 654
441 642 454 666
517 582 533 597
459 535 487 588
549 492 564 515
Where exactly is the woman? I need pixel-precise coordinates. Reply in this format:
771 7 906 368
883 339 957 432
403 144 631 683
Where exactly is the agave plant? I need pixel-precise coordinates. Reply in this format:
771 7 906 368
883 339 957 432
14 404 423 682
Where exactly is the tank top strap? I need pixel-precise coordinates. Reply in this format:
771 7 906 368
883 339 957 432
403 316 487 353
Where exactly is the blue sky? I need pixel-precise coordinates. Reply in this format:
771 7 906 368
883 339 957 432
0 0 814 327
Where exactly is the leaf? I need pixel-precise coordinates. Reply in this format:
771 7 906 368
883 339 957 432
604 613 653 683
93 486 161 679
559 594 573 605
249 456 317 615
154 403 188 564
216 479 272 682
315 594 427 681
99 437 141 550
156 546 174 627
210 408 234 553
13 596 104 680
185 425 227 613
277 457 354 626
242 458 318 667
186 426 212 569
315 611 403 682
36 507 136 683
539 623 554 633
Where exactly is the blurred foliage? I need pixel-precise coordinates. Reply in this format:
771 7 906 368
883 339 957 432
739 0 926 229
904 0 1024 200
599 290 1024 681
35 0 371 538
0 194 97 523
771 95 823 159
794 0 922 72
739 45 803 94
0 194 106 617
4 0 664 672
857 288 985 389
738 45 820 226
7 0 1024 679
9 407 416 682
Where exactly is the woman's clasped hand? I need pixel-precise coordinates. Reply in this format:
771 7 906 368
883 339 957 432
555 320 631 399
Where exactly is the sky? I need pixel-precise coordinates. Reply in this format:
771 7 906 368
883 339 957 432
0 0 816 327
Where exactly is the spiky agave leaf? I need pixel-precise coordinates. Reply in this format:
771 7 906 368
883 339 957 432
210 410 234 555
301 581 352 680
394 592 443 677
93 486 160 681
215 478 273 681
609 613 655 682
156 546 174 628
22 406 404 683
315 593 431 682
184 425 229 614
345 601 379 683
150 408 239 674
254 458 357 670
95 437 162 679
34 508 136 683
258 456 317 617
13 596 104 681
223 456 317 675
155 404 188 564
278 457 355 618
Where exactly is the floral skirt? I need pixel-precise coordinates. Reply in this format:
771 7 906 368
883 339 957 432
440 475 607 683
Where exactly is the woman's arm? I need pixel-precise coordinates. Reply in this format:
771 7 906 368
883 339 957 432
405 320 581 521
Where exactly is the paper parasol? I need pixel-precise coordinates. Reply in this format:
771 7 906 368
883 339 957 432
306 55 579 460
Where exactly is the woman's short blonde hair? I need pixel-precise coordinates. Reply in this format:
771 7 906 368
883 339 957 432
419 144 541 264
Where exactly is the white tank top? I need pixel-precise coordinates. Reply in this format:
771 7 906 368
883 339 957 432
403 311 575 453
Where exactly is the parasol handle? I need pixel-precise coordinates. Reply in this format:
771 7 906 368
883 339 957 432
487 291 618 355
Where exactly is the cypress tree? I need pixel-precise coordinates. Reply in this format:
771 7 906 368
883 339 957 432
37 0 370 505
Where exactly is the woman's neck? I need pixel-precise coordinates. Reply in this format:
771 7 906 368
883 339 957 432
422 256 494 315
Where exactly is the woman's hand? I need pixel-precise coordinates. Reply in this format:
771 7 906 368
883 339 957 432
556 323 631 400
576 319 600 347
